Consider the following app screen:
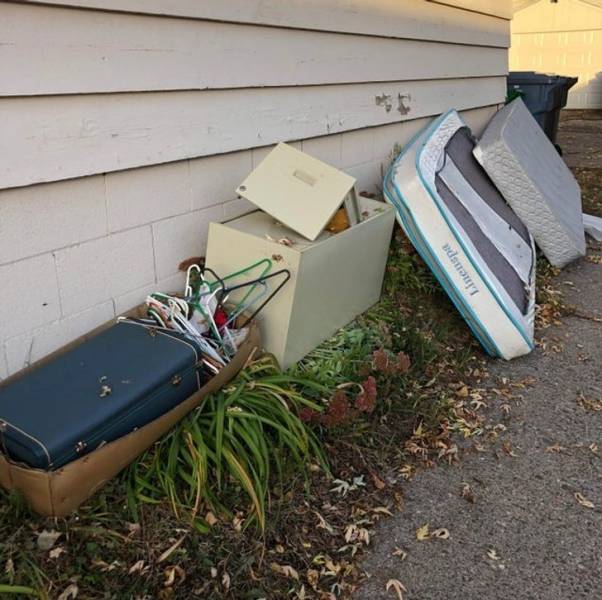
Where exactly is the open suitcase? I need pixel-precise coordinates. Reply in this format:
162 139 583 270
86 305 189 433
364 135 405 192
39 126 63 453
0 320 207 470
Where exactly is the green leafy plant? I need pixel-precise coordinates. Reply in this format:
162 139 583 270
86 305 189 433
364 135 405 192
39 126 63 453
0 585 40 597
293 325 380 387
126 356 328 532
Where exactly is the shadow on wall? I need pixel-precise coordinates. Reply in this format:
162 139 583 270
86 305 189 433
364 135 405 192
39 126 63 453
567 72 602 109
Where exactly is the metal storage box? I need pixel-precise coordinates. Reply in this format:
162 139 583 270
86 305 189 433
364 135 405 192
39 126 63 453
237 142 358 241
206 197 394 369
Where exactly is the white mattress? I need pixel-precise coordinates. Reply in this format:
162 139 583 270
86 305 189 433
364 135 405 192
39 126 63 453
474 99 585 268
384 111 536 360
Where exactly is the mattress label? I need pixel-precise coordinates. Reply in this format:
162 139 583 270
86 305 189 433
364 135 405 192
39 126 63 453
442 243 479 297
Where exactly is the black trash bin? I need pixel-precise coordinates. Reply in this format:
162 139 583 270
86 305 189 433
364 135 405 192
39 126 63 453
507 71 578 145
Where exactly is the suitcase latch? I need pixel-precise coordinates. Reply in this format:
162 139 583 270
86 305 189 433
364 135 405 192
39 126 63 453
171 374 182 387
0 420 6 433
148 328 157 338
75 441 87 453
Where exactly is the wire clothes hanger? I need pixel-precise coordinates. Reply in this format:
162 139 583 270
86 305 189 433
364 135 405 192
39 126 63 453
211 268 291 329
186 261 290 328
137 260 292 370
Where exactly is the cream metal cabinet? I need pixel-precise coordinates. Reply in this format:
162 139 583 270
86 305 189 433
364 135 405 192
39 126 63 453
206 198 394 369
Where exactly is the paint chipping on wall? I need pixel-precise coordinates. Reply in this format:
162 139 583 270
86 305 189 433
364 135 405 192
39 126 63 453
398 94 411 116
375 94 393 113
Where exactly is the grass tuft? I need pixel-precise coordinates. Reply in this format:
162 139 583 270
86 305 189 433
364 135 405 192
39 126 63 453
126 355 329 532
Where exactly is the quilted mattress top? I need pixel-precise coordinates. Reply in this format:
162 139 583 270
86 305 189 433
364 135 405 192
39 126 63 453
474 99 585 267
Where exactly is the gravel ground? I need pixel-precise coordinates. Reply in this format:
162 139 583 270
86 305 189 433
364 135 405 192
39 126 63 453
354 112 602 600
557 110 602 170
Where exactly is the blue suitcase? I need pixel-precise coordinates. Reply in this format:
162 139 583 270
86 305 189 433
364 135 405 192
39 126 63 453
0 320 204 470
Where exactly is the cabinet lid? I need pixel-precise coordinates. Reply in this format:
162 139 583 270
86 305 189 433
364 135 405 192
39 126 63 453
236 143 356 241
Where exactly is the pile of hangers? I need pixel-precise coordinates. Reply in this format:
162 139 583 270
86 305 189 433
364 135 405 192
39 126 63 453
119 260 290 375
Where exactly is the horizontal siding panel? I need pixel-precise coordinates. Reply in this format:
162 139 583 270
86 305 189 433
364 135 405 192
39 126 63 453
1 3 508 96
0 77 506 189
21 0 510 47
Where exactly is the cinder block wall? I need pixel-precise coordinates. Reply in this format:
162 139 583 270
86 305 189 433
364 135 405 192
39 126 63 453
0 107 497 378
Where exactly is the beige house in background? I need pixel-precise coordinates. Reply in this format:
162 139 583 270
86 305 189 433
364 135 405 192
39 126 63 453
0 0 512 377
511 0 602 108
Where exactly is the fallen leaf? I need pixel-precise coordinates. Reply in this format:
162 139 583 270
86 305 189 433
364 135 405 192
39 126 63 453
270 562 299 580
399 465 414 480
431 528 450 539
487 548 501 561
386 578 407 600
415 523 430 541
128 560 146 575
501 441 517 457
576 393 602 412
232 512 244 532
314 511 335 534
205 511 218 526
546 443 566 453
344 524 370 545
306 568 319 589
330 479 351 495
5 558 14 577
322 557 342 576
91 559 120 572
456 385 469 398
392 547 407 561
589 443 599 455
125 522 141 537
49 546 66 560
330 475 366 496
158 535 186 564
372 473 386 489
574 492 595 509
37 530 61 551
372 506 394 517
163 565 186 588
470 399 487 410
57 584 78 600
460 482 475 504
222 572 231 591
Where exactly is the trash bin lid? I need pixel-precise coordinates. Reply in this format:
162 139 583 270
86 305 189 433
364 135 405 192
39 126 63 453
508 71 560 84
508 71 578 87
236 143 356 241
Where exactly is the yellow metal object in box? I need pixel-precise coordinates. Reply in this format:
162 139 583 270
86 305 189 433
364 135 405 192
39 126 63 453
236 142 357 241
206 198 395 369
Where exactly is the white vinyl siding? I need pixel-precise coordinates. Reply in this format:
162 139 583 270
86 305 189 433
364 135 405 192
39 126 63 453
0 0 511 374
